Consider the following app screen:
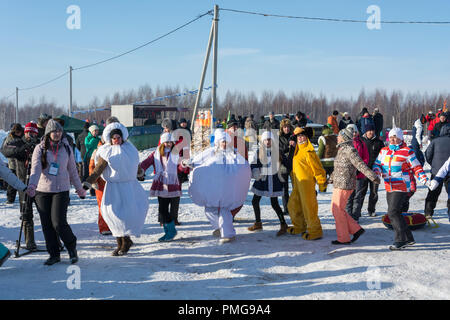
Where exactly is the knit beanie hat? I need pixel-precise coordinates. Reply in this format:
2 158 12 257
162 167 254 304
160 132 175 144
339 128 354 142
346 124 359 135
89 125 99 134
44 119 63 136
365 123 375 132
24 122 38 134
388 127 403 140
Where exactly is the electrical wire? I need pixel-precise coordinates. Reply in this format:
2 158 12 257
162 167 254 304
73 10 213 71
220 8 450 24
1 91 16 100
18 71 69 91
12 10 212 93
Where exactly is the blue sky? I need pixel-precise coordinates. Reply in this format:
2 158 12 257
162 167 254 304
1 0 449 111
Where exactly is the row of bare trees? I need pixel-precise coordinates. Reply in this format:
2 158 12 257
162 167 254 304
1 86 448 131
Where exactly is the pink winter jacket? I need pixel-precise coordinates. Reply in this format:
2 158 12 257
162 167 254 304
29 138 83 193
353 136 370 179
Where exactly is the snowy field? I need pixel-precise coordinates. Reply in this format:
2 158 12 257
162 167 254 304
0 138 449 300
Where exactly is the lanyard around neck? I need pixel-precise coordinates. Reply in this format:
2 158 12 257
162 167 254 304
50 142 59 162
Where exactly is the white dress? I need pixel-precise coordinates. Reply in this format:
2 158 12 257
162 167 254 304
96 142 149 237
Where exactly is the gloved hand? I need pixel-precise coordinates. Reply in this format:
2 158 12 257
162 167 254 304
76 188 87 199
181 159 193 169
373 177 381 185
26 184 36 198
318 183 327 193
82 181 92 190
428 180 439 191
137 166 145 179
252 168 262 181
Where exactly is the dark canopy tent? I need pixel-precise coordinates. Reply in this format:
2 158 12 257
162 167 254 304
56 114 103 138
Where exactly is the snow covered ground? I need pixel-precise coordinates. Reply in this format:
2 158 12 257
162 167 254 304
0 144 449 300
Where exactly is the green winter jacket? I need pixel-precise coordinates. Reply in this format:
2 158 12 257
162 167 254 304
84 132 100 161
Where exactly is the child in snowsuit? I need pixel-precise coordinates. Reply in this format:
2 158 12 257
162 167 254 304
139 132 189 242
373 128 429 250
287 127 327 240
248 131 288 236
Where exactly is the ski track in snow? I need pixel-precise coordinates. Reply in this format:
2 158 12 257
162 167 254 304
0 136 449 300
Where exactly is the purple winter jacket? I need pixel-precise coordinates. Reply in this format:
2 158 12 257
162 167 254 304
353 135 370 179
29 138 83 193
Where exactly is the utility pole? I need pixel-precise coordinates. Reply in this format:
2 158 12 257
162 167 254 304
15 87 19 124
211 4 219 132
69 66 73 116
190 6 219 132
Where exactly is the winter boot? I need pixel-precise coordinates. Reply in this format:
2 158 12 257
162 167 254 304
118 236 133 255
276 223 288 236
68 248 78 264
44 256 61 266
158 224 169 242
0 243 11 267
331 240 351 245
112 237 123 256
24 221 37 251
351 228 365 243
247 222 263 232
389 242 408 251
165 221 178 241
219 236 236 244
160 221 177 242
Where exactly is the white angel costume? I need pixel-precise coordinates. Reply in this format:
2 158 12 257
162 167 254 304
188 129 251 239
95 123 149 237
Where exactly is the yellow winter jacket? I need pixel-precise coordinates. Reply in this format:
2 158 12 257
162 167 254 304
292 140 327 186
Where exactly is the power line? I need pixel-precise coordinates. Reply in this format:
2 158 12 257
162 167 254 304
19 71 69 91
220 8 450 24
73 9 213 71
12 10 212 94
1 91 16 100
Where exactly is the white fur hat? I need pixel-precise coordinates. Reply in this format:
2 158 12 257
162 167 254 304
260 131 274 142
102 122 129 143
214 129 231 145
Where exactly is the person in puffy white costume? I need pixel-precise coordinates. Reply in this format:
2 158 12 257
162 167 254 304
84 122 149 256
185 129 251 243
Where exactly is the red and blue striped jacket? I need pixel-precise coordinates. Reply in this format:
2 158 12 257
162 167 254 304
372 142 428 192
